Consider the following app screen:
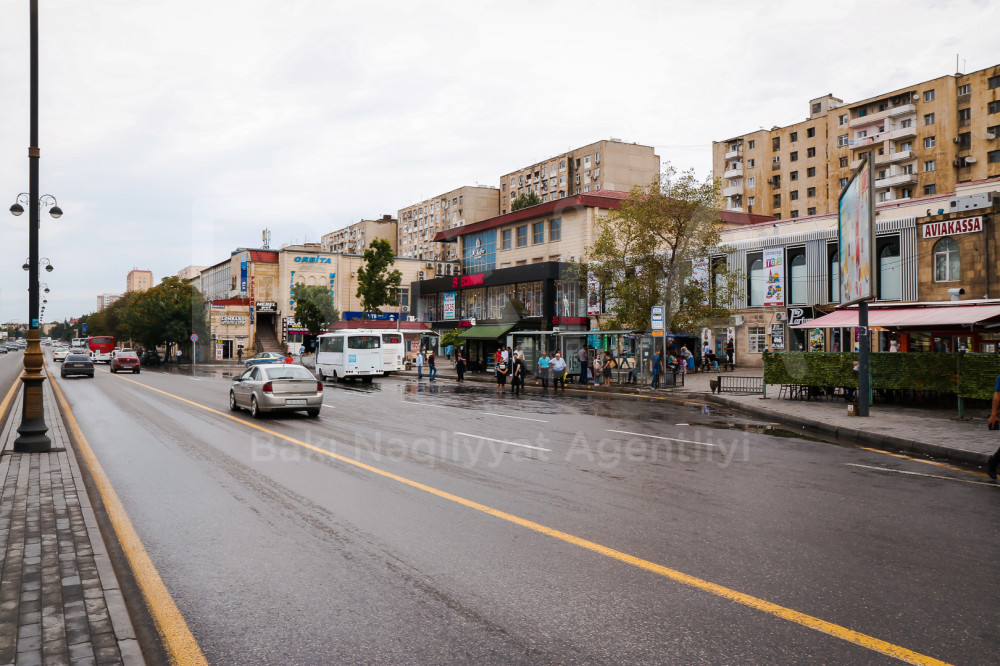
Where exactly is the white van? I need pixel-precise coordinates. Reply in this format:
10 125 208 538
315 332 384 382
351 329 405 373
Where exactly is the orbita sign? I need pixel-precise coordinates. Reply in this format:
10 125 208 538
921 216 982 239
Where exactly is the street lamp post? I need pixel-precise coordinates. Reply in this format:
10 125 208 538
8 1 61 452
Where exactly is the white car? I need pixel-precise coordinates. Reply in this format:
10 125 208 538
53 347 72 362
93 350 112 364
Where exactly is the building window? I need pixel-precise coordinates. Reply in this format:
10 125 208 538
807 187 816 197
839 114 848 126
790 131 798 142
502 228 512 250
838 134 849 147
840 177 848 188
990 75 1000 90
807 207 816 215
924 184 937 195
772 137 780 151
516 225 527 247
748 326 767 353
748 196 755 206
811 102 822 114
902 164 914 175
533 221 544 244
924 89 935 102
924 136 936 148
773 194 781 207
807 127 816 138
748 254 764 306
934 237 960 282
790 190 799 201
748 140 755 149
957 83 971 96
899 141 913 152
958 108 972 122
807 147 816 158
790 151 798 162
549 218 561 241
924 113 935 125
989 150 1000 164
924 159 936 172
989 124 1000 139
790 210 799 218
807 167 816 177
958 132 971 149
790 171 799 181
989 100 1000 114
839 157 849 168
747 177 755 187
878 238 901 300
788 249 807 304
747 158 755 168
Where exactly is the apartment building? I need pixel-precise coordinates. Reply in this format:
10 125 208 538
321 215 398 255
498 139 660 215
396 185 499 262
95 293 120 312
714 64 1000 221
125 269 154 293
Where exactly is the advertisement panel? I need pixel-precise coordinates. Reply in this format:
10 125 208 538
762 248 784 307
838 156 875 305
240 261 248 293
443 292 456 320
587 272 601 315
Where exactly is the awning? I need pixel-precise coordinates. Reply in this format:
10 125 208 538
795 304 1000 329
456 324 515 340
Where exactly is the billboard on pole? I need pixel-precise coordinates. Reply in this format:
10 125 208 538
838 155 875 305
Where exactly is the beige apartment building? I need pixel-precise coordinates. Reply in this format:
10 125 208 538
321 215 398 255
126 269 154 292
95 293 120 312
396 185 499 263
498 139 660 215
714 64 1000 221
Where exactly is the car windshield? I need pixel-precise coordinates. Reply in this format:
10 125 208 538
119 352 139 359
263 366 314 380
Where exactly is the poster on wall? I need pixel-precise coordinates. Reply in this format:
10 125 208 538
762 247 784 307
770 323 785 350
809 328 825 352
443 292 456 320
587 272 601 315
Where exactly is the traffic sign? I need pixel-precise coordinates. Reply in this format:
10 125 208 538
651 306 664 331
190 333 199 342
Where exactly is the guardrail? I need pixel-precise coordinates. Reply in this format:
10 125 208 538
713 375 764 394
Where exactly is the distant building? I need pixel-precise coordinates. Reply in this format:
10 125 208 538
176 265 207 282
321 216 398 255
126 269 154 293
96 293 121 312
397 186 499 262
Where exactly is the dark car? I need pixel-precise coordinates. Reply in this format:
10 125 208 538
110 351 141 374
141 350 162 366
61 353 95 379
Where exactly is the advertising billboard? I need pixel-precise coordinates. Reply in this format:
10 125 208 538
838 156 875 305
762 248 784 307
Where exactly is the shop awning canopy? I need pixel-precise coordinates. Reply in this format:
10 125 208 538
795 303 1000 329
456 324 515 340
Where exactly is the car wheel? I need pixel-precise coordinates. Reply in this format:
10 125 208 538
306 408 320 418
250 396 261 419
134 369 139 374
229 391 239 412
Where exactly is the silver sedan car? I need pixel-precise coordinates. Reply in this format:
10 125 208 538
229 364 323 418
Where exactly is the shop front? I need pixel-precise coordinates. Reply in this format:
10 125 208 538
209 300 253 359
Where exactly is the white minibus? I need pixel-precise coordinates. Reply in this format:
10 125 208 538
315 332 384 382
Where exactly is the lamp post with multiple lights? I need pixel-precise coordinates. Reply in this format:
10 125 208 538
7 1 61 452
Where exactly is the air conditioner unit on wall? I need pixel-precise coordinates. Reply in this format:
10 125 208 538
417 270 425 280
732 315 745 326
775 312 786 322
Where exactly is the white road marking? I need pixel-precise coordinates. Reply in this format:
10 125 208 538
454 432 552 452
674 423 689 426
482 412 548 423
843 463 997 487
606 429 719 448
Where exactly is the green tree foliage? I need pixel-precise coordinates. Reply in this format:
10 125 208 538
292 283 340 337
587 165 742 332
510 191 542 211
355 239 402 317
89 278 207 351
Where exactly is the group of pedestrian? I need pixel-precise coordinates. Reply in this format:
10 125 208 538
414 348 438 381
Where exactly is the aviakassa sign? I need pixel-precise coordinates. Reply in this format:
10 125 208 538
922 216 982 239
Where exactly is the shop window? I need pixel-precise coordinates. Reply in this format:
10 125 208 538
748 326 767 353
877 237 901 300
748 254 764 306
788 248 807 304
933 237 960 282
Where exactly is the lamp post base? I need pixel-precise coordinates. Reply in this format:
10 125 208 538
13 330 50 452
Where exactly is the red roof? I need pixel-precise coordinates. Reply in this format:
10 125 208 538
433 190 630 242
248 251 279 263
212 298 251 306
719 210 776 225
328 320 432 331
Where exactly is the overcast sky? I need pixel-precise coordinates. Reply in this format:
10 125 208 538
0 0 997 324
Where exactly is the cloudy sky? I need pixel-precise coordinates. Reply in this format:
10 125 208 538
0 0 997 323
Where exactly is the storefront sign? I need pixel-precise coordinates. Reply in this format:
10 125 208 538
786 306 814 327
293 256 332 263
921 215 982 239
211 304 225 309
443 292 456 320
470 237 487 259
216 344 224 360
221 316 246 325
763 248 784 307
240 261 247 293
256 301 277 312
770 323 785 350
342 311 398 321
452 274 485 288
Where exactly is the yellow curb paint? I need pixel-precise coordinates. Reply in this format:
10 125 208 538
0 373 22 422
857 446 988 478
106 372 951 666
48 364 208 666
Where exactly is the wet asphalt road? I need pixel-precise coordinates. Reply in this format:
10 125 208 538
39 353 1000 665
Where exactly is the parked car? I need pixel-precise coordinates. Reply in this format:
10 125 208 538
6 343 20 352
60 353 95 378
229 364 322 418
110 351 141 374
245 351 286 367
0 345 5 354
53 347 72 362
93 350 113 364
141 350 162 366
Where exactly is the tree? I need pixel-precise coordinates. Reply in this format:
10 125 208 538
587 165 743 332
355 239 402 317
113 277 207 352
510 191 542 211
292 284 340 337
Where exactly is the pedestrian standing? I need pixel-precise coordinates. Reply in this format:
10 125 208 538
176 347 182 365
237 347 243 363
416 349 425 380
726 337 735 367
650 350 662 389
550 352 567 390
602 351 614 387
510 354 524 395
428 350 437 381
679 346 690 375
456 348 466 382
987 373 1000 480
537 351 550 390
578 346 589 387
495 357 508 394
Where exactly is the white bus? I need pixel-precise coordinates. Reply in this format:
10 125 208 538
351 329 405 373
315 331 384 382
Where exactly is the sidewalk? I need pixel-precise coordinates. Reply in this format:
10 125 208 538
0 378 144 665
399 362 998 469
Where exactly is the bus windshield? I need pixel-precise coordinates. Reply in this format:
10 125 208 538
347 336 381 350
382 334 402 345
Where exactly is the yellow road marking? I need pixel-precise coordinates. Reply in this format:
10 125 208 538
0 373 22 422
101 371 950 665
47 365 208 666
857 446 988 478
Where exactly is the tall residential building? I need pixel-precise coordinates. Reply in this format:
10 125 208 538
176 265 207 283
713 64 1000 221
498 139 660 215
125 269 154 293
397 185 499 262
321 215 398 255
96 293 120 312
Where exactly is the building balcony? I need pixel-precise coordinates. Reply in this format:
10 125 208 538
873 149 914 165
886 125 917 141
722 184 743 197
848 103 916 128
724 147 743 160
723 165 743 179
874 172 917 189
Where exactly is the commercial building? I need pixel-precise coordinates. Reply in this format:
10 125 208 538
713 63 1000 221
396 186 499 263
125 269 154 293
498 139 660 215
322 215 398 255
